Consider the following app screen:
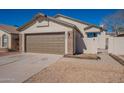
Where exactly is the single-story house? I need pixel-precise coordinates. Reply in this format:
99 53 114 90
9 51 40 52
106 31 124 37
0 24 19 52
117 31 124 37
17 13 104 55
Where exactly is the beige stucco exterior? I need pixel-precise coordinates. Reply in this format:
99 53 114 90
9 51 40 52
20 20 77 55
0 30 19 51
85 27 101 32
21 20 73 34
0 30 11 49
55 17 89 37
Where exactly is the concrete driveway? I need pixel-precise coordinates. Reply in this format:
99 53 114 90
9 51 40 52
0 53 62 83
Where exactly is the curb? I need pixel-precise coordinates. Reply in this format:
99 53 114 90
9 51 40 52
109 54 124 66
64 54 100 60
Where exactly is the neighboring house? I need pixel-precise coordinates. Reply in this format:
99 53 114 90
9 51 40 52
0 24 19 52
117 34 124 37
106 31 124 37
17 13 105 55
117 27 124 37
106 32 117 37
117 32 124 37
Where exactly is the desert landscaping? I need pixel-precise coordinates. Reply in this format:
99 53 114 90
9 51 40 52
0 10 124 83
25 54 124 83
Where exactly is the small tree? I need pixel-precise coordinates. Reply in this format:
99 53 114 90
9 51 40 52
101 10 124 35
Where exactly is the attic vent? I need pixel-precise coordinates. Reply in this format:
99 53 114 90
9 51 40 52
37 20 49 27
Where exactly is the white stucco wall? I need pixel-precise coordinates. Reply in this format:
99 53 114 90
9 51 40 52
80 32 124 55
55 17 89 37
75 31 108 54
97 37 106 49
97 31 107 49
83 38 98 54
0 30 11 49
108 37 124 55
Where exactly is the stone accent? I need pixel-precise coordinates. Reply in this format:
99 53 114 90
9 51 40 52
0 48 8 52
11 34 19 51
19 34 22 52
67 31 74 55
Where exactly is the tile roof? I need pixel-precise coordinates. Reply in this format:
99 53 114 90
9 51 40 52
17 13 80 32
54 14 107 31
84 25 102 30
0 24 19 34
54 14 91 25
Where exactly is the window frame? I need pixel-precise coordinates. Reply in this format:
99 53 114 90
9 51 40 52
87 32 100 38
2 34 8 48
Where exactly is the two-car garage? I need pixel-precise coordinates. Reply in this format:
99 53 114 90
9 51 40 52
18 13 77 55
25 32 65 54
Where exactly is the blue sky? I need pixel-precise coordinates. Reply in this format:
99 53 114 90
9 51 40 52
0 9 119 27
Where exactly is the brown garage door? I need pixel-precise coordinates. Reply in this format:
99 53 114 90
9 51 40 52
25 32 65 54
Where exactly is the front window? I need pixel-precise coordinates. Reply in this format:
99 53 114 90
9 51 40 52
87 32 100 38
2 34 8 48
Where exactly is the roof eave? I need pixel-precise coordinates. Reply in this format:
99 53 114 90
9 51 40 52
84 25 107 32
17 13 82 36
17 13 76 31
54 14 91 25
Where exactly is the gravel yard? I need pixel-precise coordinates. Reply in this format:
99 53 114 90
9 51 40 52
25 54 124 83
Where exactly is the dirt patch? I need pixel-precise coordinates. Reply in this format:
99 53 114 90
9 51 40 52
64 54 99 60
25 57 124 83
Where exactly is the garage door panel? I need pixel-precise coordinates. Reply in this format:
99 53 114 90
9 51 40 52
25 33 65 54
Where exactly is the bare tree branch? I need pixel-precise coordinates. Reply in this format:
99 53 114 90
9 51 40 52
101 10 124 34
